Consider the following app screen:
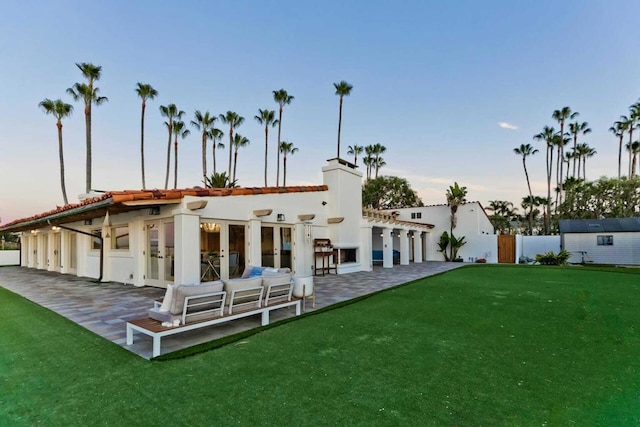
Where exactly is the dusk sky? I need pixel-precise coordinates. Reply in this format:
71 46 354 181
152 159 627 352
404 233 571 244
1 0 639 224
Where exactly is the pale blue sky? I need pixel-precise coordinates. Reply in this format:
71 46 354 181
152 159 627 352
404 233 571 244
1 1 639 223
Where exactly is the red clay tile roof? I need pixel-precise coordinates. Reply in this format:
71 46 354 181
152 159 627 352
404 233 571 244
0 186 328 231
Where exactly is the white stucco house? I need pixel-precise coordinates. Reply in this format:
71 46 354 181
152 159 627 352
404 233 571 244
559 218 640 265
1 159 451 288
387 203 496 263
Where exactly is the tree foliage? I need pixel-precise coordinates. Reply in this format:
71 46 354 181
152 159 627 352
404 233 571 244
362 176 423 209
557 177 640 219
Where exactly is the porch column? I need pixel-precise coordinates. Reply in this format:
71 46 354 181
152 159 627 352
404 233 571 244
20 234 28 267
247 219 262 267
173 210 201 285
382 227 393 268
399 230 410 265
294 222 312 276
413 231 423 263
47 232 56 272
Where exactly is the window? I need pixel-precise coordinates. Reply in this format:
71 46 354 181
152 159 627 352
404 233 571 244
410 212 422 219
597 235 613 246
111 226 130 250
91 230 102 250
416 212 422 219
411 213 415 219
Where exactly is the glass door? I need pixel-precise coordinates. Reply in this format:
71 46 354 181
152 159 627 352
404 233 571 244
53 233 62 271
261 225 292 269
145 220 175 288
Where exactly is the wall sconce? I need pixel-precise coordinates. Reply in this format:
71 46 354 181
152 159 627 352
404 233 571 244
149 206 161 215
30 229 37 234
321 201 327 206
277 214 285 222
379 233 383 237
51 226 60 232
84 219 92 226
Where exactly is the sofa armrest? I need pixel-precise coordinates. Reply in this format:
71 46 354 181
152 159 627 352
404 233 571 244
229 286 264 314
264 283 293 306
182 291 226 325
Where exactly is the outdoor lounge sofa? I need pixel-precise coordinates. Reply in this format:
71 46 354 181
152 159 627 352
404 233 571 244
126 267 300 357
372 250 400 265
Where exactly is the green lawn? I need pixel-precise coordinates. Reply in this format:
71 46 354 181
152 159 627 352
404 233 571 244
2 266 640 425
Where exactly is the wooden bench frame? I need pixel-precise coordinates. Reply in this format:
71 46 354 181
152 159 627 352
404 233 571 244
126 284 300 358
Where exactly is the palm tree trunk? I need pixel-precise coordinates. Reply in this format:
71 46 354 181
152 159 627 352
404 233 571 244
632 153 637 178
618 135 623 179
85 104 92 193
555 146 561 211
523 158 533 235
164 122 172 189
141 101 146 189
264 126 268 187
227 127 233 178
583 157 586 180
629 129 634 177
174 138 178 189
276 107 283 186
572 135 578 177
283 155 287 186
337 97 343 159
212 141 217 175
546 144 552 234
57 121 69 205
202 132 207 185
233 149 238 182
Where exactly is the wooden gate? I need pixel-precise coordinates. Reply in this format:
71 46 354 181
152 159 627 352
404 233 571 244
497 235 516 263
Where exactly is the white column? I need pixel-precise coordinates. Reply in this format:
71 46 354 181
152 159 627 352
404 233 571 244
382 228 393 268
399 231 410 265
173 210 201 285
294 222 312 276
20 234 28 267
247 219 262 267
413 231 423 263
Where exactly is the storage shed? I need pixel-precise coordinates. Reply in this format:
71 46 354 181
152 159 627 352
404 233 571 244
558 218 640 265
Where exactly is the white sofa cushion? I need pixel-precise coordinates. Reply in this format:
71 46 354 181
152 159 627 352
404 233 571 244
169 281 224 315
223 277 263 306
159 284 176 313
261 273 292 288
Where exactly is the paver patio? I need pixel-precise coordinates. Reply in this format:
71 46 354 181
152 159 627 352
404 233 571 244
0 262 463 359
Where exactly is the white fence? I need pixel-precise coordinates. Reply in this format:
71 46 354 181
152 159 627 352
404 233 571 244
515 235 561 263
0 250 20 266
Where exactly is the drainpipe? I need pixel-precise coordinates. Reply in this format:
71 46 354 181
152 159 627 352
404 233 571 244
47 220 104 283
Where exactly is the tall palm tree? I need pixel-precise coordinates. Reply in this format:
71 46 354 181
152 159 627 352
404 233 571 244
279 141 299 186
609 121 625 179
333 81 353 159
363 145 375 179
552 108 578 204
190 110 217 184
568 121 591 178
208 127 224 174
39 98 73 205
172 121 190 189
620 114 635 177
553 134 570 207
371 143 387 178
231 133 250 182
575 143 596 180
135 83 158 189
160 104 185 189
630 102 640 176
513 143 538 234
533 126 556 234
347 145 364 166
445 182 468 260
273 89 294 186
627 141 640 178
219 111 245 178
254 109 278 186
66 62 107 193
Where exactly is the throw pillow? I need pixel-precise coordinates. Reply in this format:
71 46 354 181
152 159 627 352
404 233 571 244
159 284 177 312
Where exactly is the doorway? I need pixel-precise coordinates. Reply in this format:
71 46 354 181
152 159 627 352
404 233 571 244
261 225 292 269
145 220 175 288
200 221 247 279
53 233 62 271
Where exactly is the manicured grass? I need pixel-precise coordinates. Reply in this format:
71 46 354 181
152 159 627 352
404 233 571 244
2 266 640 425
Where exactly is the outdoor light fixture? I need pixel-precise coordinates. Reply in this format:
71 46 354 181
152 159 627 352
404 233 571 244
321 201 327 206
277 214 285 222
51 226 60 232
200 222 220 233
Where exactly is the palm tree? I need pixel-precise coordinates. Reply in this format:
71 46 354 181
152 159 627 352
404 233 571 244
347 145 364 166
553 108 578 202
609 121 626 179
363 145 375 179
445 182 468 260
513 143 538 234
627 141 640 178
135 83 158 189
371 143 387 178
231 133 250 182
575 143 596 180
172 121 190 189
66 62 107 193
39 98 73 205
333 81 353 159
160 104 185 189
374 157 386 177
620 114 635 177
219 111 245 178
273 89 294 186
568 121 591 178
533 126 556 234
630 102 640 176
254 109 278 186
208 127 224 174
190 110 217 184
280 141 299 186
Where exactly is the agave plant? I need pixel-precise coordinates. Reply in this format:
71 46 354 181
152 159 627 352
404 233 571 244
203 172 238 188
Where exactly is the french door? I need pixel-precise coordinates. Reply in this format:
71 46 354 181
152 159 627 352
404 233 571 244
145 220 175 288
261 225 292 269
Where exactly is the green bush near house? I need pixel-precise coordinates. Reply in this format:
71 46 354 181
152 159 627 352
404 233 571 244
2 266 640 425
535 249 571 265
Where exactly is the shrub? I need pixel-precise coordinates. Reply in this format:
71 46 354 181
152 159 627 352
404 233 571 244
534 250 571 266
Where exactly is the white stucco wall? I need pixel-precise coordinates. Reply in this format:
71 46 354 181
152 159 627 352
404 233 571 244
515 235 561 263
0 250 20 266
